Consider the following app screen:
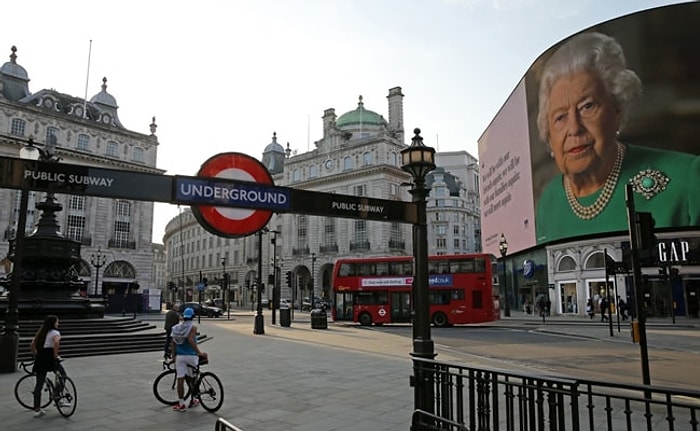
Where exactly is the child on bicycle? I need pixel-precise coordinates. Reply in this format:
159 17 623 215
30 315 66 418
170 307 207 411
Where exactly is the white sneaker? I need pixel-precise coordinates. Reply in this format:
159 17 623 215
33 409 47 418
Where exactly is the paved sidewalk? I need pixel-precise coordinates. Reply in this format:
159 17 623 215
1 310 696 431
0 313 420 431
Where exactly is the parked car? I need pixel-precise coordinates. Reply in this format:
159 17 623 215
182 302 223 318
204 298 227 311
301 296 327 311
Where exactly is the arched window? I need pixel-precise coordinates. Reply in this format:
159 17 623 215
363 151 373 166
133 147 145 163
292 169 301 182
10 118 26 136
585 252 605 269
77 134 90 151
309 164 318 178
106 141 119 157
557 256 577 272
343 156 353 171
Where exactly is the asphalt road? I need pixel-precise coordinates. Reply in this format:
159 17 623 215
366 319 700 391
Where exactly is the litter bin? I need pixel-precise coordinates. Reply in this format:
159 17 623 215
310 308 328 329
280 307 291 327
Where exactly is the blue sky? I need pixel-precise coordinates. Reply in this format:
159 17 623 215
3 0 685 242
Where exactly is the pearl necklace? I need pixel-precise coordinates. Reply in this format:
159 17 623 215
564 142 625 220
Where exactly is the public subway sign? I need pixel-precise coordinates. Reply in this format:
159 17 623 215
0 155 417 225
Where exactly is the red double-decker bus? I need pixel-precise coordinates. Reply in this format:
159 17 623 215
332 254 499 327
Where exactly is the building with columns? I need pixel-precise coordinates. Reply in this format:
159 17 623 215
162 87 482 309
0 46 162 312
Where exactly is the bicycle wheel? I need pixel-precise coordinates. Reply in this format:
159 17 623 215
196 371 224 412
55 376 77 418
153 369 191 405
14 374 52 410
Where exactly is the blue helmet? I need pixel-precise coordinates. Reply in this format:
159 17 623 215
183 307 195 319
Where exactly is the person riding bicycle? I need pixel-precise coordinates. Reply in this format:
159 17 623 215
29 315 66 418
170 307 207 411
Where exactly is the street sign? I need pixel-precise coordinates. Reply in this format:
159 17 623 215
197 282 206 292
0 154 417 226
190 152 274 237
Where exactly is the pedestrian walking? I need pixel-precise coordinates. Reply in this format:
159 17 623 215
618 297 628 321
586 298 595 319
600 297 609 321
163 304 181 360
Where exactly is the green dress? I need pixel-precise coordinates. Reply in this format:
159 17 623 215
536 144 700 244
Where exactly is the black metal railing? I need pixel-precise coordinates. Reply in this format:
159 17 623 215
214 418 245 431
350 240 370 251
388 239 405 250
412 357 700 431
320 243 338 253
108 238 136 249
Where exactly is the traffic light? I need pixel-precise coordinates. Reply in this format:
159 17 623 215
636 212 657 265
285 271 292 287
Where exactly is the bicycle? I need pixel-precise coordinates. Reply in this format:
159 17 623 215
14 358 77 418
153 356 224 412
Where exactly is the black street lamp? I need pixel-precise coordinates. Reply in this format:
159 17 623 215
499 234 510 317
90 248 106 297
0 138 41 372
221 257 229 320
269 230 280 324
254 227 269 334
310 253 317 309
401 128 436 420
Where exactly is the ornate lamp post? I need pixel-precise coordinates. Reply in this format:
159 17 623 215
401 128 436 420
499 234 510 317
0 138 41 372
90 248 106 297
254 227 269 334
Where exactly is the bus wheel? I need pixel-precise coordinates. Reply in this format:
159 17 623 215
431 312 448 328
358 313 372 326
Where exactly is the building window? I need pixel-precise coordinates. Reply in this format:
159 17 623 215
309 164 318 178
454 225 460 235
453 238 460 248
292 169 300 182
77 134 90 151
297 215 307 250
389 152 398 166
353 185 366 197
69 195 86 211
106 141 119 157
113 201 131 246
363 151 373 166
389 184 399 196
354 219 367 243
436 238 446 248
436 225 446 235
323 218 336 249
133 147 144 163
10 118 26 136
343 156 353 171
45 127 58 143
66 214 85 242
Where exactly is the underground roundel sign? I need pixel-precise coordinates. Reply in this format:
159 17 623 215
191 152 273 237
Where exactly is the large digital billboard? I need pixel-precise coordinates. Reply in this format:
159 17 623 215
479 2 700 256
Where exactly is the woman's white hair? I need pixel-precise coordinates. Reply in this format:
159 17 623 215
536 32 642 143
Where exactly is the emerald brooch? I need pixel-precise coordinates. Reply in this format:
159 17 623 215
629 169 669 199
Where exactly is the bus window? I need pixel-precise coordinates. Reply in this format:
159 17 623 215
429 290 450 305
376 262 389 275
356 291 388 305
339 263 355 277
390 261 412 276
451 289 465 300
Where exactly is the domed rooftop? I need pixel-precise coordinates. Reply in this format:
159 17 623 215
336 96 387 128
90 77 118 108
1 46 28 80
264 132 285 153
